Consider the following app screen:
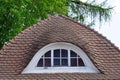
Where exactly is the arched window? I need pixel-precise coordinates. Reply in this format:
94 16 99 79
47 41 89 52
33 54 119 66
22 42 99 73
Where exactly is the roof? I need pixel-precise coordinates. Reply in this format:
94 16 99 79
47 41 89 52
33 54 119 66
0 14 120 80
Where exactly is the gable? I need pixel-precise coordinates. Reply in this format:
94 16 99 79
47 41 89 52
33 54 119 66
0 14 120 79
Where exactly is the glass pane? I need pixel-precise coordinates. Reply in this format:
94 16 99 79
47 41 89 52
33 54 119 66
71 58 77 66
70 50 77 57
61 49 68 57
78 58 85 66
54 49 60 57
45 50 51 57
37 58 43 67
45 59 51 67
62 59 68 66
54 59 60 66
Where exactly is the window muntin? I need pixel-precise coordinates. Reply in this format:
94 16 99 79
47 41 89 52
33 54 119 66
37 50 51 67
70 50 84 66
37 49 84 67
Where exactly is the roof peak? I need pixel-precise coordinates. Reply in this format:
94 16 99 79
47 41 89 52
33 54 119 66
54 14 60 17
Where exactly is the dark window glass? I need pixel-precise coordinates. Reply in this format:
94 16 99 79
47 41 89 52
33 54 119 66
70 50 77 57
71 58 77 66
45 59 51 67
37 58 43 67
61 49 68 57
54 59 60 66
78 58 85 66
54 49 60 57
45 50 51 57
37 49 85 67
62 59 68 66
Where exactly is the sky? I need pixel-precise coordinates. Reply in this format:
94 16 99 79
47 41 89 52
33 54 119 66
82 0 120 49
94 0 120 49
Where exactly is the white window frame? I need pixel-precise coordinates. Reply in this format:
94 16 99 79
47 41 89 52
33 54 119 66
22 42 99 73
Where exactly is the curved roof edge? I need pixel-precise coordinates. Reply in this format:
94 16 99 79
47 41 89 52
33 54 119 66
1 14 120 54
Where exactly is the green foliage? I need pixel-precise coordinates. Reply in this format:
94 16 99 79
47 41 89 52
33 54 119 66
69 0 112 25
0 0 112 48
0 0 69 48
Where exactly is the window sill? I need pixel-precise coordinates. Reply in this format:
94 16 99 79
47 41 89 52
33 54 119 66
22 67 99 74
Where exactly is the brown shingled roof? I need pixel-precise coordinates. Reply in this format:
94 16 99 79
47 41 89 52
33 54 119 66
0 14 120 80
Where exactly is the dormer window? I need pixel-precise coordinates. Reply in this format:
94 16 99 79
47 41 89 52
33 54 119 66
22 42 99 73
